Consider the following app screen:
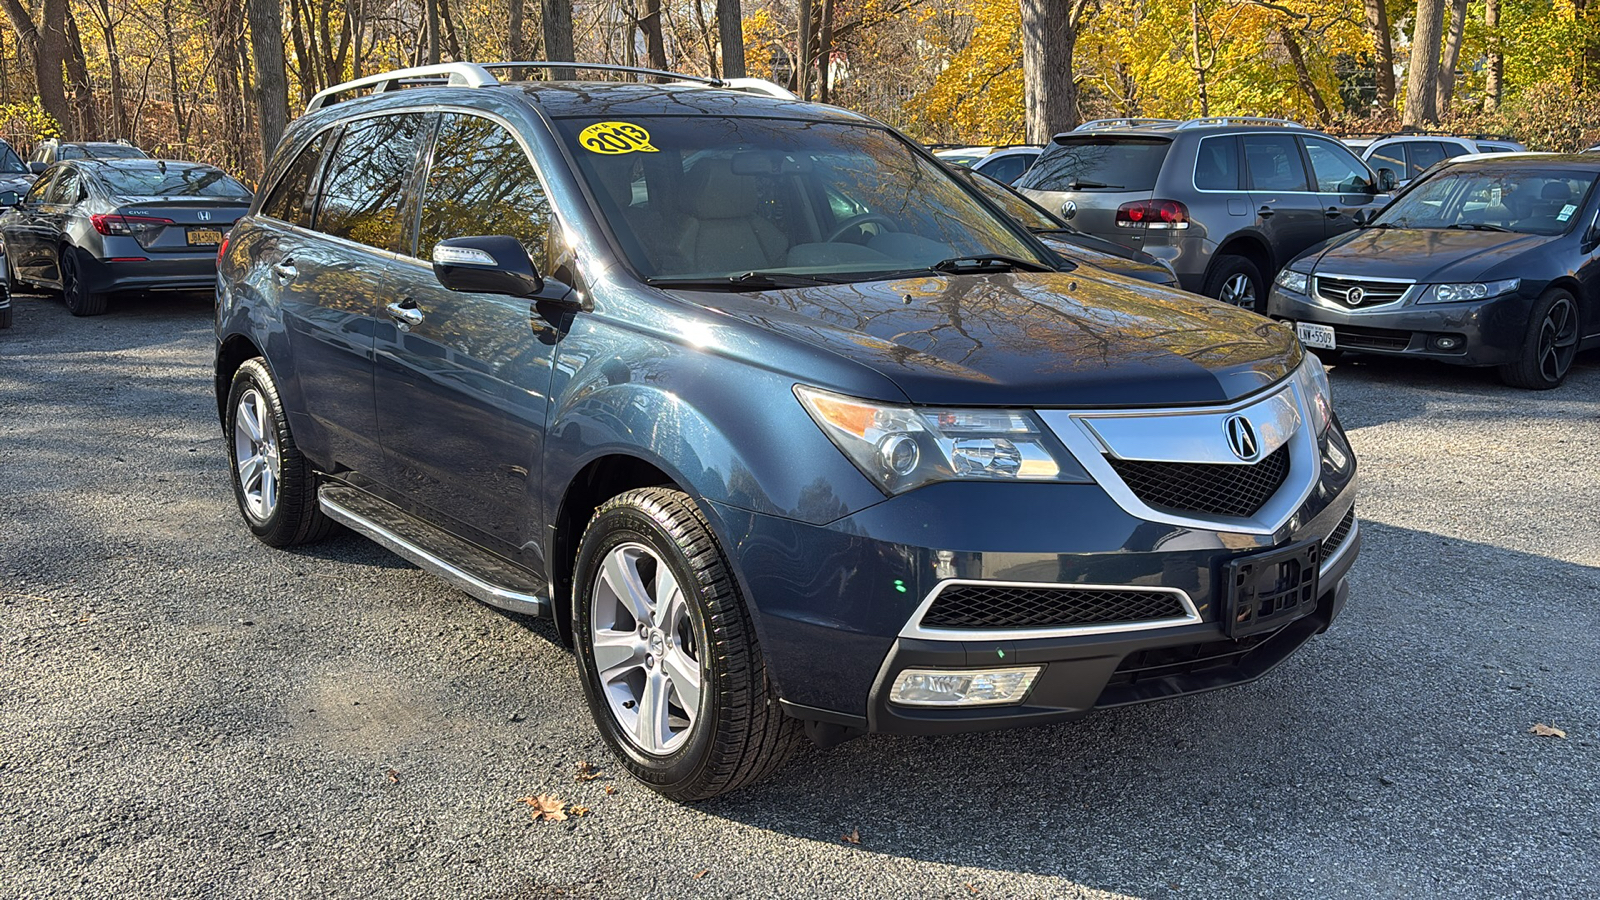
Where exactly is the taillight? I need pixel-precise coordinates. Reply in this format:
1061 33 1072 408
217 233 230 262
1115 199 1190 229
91 213 175 247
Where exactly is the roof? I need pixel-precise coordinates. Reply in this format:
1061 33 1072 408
1053 116 1310 141
1439 152 1598 170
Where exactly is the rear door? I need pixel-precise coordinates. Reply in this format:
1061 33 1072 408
1242 133 1323 267
372 110 565 560
1016 135 1171 246
1301 135 1383 239
37 166 85 282
8 170 59 280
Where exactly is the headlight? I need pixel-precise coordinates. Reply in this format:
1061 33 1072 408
795 386 1090 494
1421 279 1520 304
1275 269 1310 295
1292 353 1332 435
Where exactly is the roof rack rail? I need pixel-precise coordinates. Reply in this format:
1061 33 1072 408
1175 116 1303 130
695 77 798 100
482 61 723 86
1073 118 1179 132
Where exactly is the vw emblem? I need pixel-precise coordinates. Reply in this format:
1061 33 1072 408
197 210 212 221
1224 414 1261 462
1061 200 1077 219
1345 286 1365 306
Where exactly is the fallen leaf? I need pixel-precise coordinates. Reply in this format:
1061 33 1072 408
386 769 401 785
841 828 860 845
693 869 710 879
569 805 590 817
604 784 617 796
515 794 570 822
966 884 979 895
1530 723 1567 738
575 760 605 782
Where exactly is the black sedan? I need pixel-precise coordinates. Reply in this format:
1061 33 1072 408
0 159 251 316
948 164 1181 287
1267 154 1600 388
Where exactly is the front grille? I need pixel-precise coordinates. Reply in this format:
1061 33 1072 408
919 584 1189 630
1322 505 1356 559
1105 629 1281 686
1315 276 1411 309
1106 444 1290 518
1332 324 1412 352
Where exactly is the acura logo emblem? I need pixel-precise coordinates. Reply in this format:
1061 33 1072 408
1345 286 1364 306
1224 414 1260 462
1061 200 1077 219
197 210 212 221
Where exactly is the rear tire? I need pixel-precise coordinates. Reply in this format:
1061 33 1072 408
1499 289 1579 390
60 247 108 317
573 487 803 801
225 357 334 546
1204 254 1265 312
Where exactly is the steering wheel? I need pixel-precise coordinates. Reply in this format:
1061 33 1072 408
826 213 895 243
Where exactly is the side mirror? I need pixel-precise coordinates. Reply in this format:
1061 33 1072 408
431 235 543 297
1376 168 1398 193
27 162 46 176
1351 208 1371 227
1583 213 1600 253
0 190 19 207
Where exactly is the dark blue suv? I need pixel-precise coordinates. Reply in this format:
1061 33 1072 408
214 63 1360 800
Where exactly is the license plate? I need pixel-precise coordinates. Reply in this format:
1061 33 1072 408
186 228 224 246
1223 539 1321 639
1295 321 1337 350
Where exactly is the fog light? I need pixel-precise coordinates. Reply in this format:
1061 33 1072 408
889 666 1041 707
1428 334 1465 352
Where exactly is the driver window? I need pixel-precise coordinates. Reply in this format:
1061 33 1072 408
24 170 54 204
1302 138 1371 194
417 113 552 268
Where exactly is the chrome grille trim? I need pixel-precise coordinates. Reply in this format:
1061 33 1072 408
901 579 1202 641
1311 273 1417 312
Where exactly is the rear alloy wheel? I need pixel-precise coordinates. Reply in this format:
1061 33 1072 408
1204 254 1265 312
1499 290 1579 389
226 358 335 546
60 247 108 317
574 487 803 801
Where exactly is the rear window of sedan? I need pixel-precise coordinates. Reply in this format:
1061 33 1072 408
97 164 251 198
1017 137 1170 192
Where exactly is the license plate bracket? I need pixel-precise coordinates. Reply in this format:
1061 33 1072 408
1224 539 1321 639
187 228 223 246
1296 321 1336 350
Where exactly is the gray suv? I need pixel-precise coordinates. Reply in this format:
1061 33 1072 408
1018 117 1397 310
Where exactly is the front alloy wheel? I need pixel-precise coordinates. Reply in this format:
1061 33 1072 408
1500 290 1580 389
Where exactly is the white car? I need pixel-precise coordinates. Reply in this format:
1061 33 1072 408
932 145 1042 184
1344 135 1478 187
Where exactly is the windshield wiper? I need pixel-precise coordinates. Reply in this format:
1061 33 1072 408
927 254 1054 274
646 271 840 292
1446 222 1513 233
1067 179 1123 190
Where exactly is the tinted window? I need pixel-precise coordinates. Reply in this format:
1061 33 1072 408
0 142 23 174
58 146 85 160
84 144 146 159
977 154 1030 185
1018 138 1171 192
417 113 552 265
1303 137 1372 193
1406 142 1450 179
24 171 54 203
963 169 1059 230
97 165 250 198
262 131 331 227
1194 137 1240 190
1375 167 1598 236
1243 135 1309 191
47 169 81 204
1369 145 1406 178
316 113 426 252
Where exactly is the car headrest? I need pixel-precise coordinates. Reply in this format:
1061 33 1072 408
1539 180 1572 202
685 158 760 220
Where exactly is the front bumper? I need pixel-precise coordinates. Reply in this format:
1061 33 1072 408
711 420 1359 734
1267 284 1536 366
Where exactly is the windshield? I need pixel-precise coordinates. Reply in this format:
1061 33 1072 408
554 116 1043 282
0 142 23 173
960 169 1061 231
97 164 251 198
1376 167 1598 236
1017 137 1171 192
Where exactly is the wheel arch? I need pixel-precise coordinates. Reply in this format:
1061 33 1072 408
1209 233 1275 287
214 333 266 428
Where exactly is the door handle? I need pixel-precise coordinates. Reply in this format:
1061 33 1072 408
1257 206 1275 218
271 259 297 280
1325 206 1343 218
386 300 424 330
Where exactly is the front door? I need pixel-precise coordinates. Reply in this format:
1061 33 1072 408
373 111 565 566
1242 134 1324 266
1301 136 1385 240
7 171 58 281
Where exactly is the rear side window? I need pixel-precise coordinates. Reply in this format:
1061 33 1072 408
1369 144 1406 178
415 113 553 266
977 154 1030 185
1303 137 1372 193
47 169 81 204
315 113 426 252
1018 138 1170 192
1243 135 1309 191
1406 141 1450 179
262 131 331 227
1194 137 1240 190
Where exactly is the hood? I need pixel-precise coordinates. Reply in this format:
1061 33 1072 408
681 272 1298 408
1306 227 1552 283
0 172 34 194
1040 234 1175 286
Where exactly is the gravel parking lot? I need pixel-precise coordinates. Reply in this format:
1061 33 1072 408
3 290 1598 899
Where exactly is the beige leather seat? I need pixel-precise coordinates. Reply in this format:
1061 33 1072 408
676 158 789 273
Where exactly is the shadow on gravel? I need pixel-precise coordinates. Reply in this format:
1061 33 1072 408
1325 347 1600 428
687 521 1599 894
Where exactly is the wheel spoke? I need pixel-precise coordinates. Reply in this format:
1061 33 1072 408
635 671 672 751
592 628 645 681
601 550 654 626
238 454 264 491
241 398 264 442
260 465 277 514
653 566 681 627
661 646 702 717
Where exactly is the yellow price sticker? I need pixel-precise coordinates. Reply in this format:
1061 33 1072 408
578 121 659 155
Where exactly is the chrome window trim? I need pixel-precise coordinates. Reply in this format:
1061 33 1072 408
1320 518 1359 577
1036 378 1321 535
1309 272 1420 313
899 579 1202 641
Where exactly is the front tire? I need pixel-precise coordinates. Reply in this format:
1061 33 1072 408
1204 254 1265 312
573 487 802 801
1499 289 1579 389
225 358 334 546
60 247 108 317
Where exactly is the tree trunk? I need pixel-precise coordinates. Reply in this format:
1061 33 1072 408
1365 0 1395 107
1277 26 1331 123
211 0 246 170
92 0 130 138
1435 0 1467 115
1403 0 1444 125
717 0 744 77
1191 0 1209 117
1484 0 1502 109
796 0 811 99
63 9 97 138
640 0 668 72
542 0 573 77
690 0 719 77
1 0 73 137
425 0 440 63
1020 0 1079 141
817 0 835 101
509 0 524 58
248 0 289 170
